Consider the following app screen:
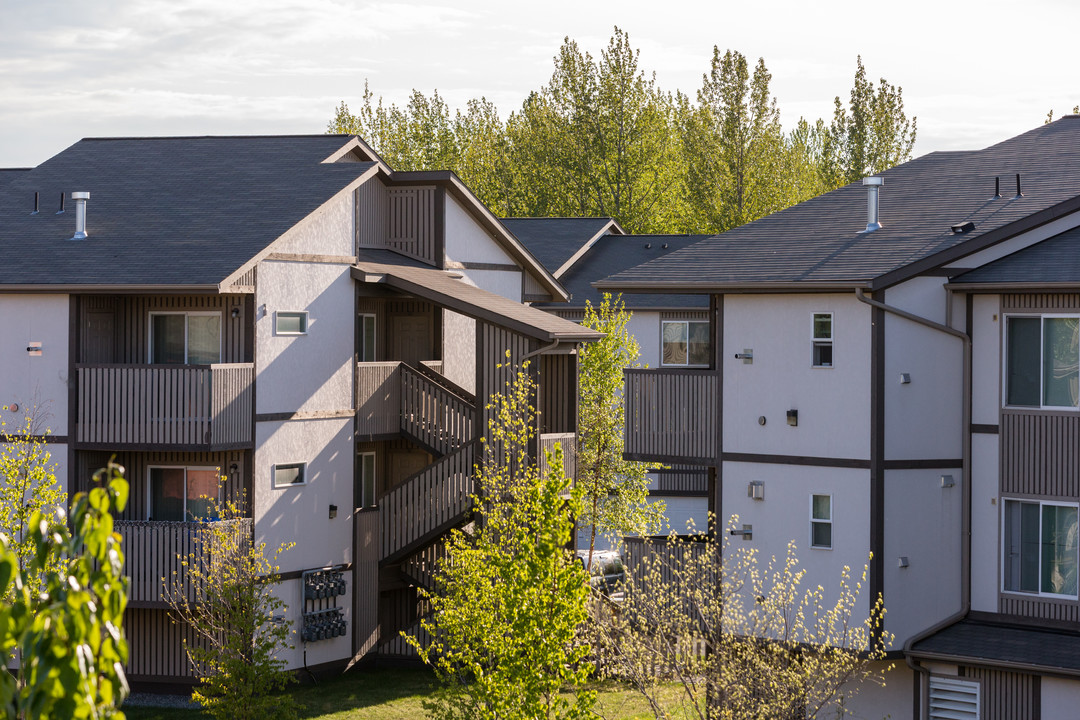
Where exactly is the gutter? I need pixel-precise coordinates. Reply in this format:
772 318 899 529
854 288 972 720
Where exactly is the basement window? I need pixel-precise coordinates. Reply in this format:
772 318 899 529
812 313 833 367
273 462 306 489
275 311 309 336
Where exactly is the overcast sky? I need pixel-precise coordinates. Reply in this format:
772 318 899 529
3 0 1078 168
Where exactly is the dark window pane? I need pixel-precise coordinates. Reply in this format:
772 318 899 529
812 521 832 548
1042 504 1078 595
187 315 221 364
1043 317 1079 407
1007 317 1041 406
1020 502 1040 592
688 322 711 365
813 342 833 367
813 314 832 340
812 495 831 520
274 464 304 488
362 454 376 507
150 468 185 521
276 312 306 335
186 469 219 521
152 315 186 365
662 322 687 365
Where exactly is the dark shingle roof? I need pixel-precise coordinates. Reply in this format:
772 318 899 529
908 615 1080 674
539 234 711 310
600 117 1080 291
500 217 616 274
0 136 374 287
951 225 1080 285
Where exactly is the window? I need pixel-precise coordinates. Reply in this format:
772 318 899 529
359 452 376 508
1003 498 1078 597
275 311 308 335
1006 315 1079 408
150 312 221 364
359 314 377 362
273 463 306 488
928 676 979 720
148 466 220 521
812 313 833 367
810 494 832 549
662 320 710 366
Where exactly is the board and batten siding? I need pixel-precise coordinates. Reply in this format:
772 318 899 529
356 179 388 249
353 509 380 661
960 666 1040 720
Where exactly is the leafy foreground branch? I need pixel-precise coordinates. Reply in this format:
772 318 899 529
407 360 595 720
594 522 893 720
0 461 131 719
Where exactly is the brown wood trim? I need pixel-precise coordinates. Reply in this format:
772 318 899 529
625 452 716 465
870 299 885 626
972 424 1000 434
264 253 358 264
68 294 78 498
74 441 253 452
255 409 355 423
1 434 70 444
648 489 709 498
444 261 520 273
722 452 871 469
434 186 446 270
883 458 964 470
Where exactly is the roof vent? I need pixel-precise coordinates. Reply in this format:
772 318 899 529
70 192 89 240
644 243 652 249
951 221 975 234
1014 173 1023 199
859 176 884 233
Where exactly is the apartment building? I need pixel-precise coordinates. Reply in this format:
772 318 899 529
0 134 595 683
501 217 713 542
600 116 1080 718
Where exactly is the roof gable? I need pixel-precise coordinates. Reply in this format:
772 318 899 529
499 217 623 277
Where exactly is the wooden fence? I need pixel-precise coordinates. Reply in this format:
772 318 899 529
76 364 253 448
624 368 718 464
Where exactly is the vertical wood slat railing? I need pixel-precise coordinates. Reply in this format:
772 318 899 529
116 518 253 605
624 369 719 463
76 364 253 447
651 465 710 495
539 432 577 483
399 363 475 456
357 362 403 437
380 439 478 564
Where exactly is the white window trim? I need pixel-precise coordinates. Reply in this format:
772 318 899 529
1000 496 1080 599
274 310 309 336
1003 312 1080 411
148 311 223 365
810 493 833 550
359 313 377 363
811 312 834 368
146 465 221 522
360 451 376 508
661 319 710 368
272 462 307 489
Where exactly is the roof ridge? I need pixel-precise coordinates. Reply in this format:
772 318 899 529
80 134 350 142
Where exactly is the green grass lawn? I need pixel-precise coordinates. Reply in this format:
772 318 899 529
123 666 675 720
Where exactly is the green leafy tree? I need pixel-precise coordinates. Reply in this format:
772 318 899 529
0 461 130 719
595 518 892 719
164 492 297 720
578 294 663 570
0 406 66 587
1045 104 1080 123
821 56 917 187
408 360 595 720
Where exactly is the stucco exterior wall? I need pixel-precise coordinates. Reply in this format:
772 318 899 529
444 195 515 266
723 294 871 460
832 661 913 720
459 268 522 302
0 294 69 435
441 309 476 394
270 191 354 256
626 311 662 368
882 277 964 461
1041 677 1080 717
272 575 353 670
883 468 963 645
970 294 1002 427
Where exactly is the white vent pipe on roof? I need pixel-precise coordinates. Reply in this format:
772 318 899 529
70 192 89 240
860 176 883 233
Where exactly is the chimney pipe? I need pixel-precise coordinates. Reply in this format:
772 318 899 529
1015 173 1023 198
70 192 89 240
860 176 884 233
31 192 39 215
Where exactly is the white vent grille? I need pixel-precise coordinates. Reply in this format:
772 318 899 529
929 676 979 720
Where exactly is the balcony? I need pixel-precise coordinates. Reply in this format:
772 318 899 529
117 518 253 606
624 368 719 464
76 364 254 449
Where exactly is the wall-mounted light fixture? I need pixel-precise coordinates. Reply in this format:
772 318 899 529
231 307 241 319
898 556 910 569
748 481 765 500
329 504 338 520
899 373 911 384
940 474 956 488
786 409 798 427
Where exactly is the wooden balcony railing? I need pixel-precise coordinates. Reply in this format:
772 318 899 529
539 432 577 483
117 518 253 606
400 363 475 455
357 362 403 437
624 368 719 464
380 439 477 564
76 364 253 449
652 465 709 495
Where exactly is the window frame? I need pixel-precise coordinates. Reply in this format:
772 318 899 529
660 319 710 368
274 311 309 336
1003 312 1080 410
810 493 833 550
1001 496 1080 599
359 451 376 508
148 311 223 365
358 313 377 363
811 312 834 368
272 462 307 489
146 465 221 522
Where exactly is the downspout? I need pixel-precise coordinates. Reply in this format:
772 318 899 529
521 338 560 361
855 288 972 719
